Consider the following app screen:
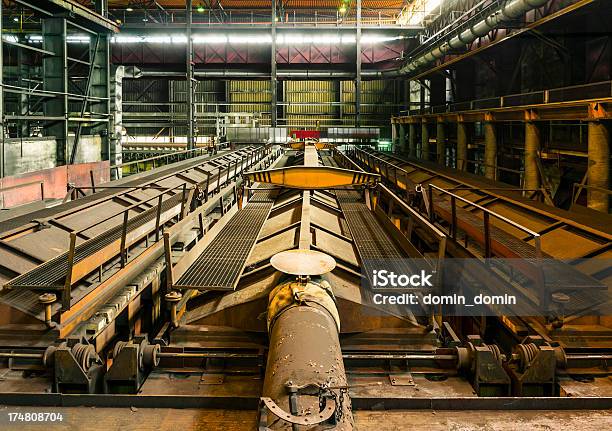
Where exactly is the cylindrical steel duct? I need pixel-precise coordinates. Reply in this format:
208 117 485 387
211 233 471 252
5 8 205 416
400 0 548 75
262 278 353 430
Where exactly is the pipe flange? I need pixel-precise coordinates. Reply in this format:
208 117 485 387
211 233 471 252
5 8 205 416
165 291 182 303
260 396 336 426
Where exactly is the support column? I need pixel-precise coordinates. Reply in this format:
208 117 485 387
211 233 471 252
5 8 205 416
484 120 497 180
421 120 429 160
398 124 406 154
408 123 417 157
0 0 4 178
110 66 124 179
391 123 397 148
43 18 68 165
186 0 196 150
587 121 610 212
354 0 362 127
457 122 468 171
436 120 446 166
524 122 541 191
271 0 278 128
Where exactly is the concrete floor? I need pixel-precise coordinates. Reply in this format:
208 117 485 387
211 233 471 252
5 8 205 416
0 406 610 430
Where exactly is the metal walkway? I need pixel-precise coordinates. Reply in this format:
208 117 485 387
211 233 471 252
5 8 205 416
4 193 184 291
174 190 274 291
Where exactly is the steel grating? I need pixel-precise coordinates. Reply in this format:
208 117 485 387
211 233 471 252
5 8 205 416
174 190 274 291
4 192 184 290
336 190 422 289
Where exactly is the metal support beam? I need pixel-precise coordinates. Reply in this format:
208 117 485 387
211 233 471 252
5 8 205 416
421 121 429 161
0 0 4 178
524 122 541 191
408 123 416 157
186 0 196 150
587 121 610 212
437 121 446 166
43 17 68 165
398 124 406 154
271 0 278 128
457 122 468 171
355 0 362 128
484 121 497 180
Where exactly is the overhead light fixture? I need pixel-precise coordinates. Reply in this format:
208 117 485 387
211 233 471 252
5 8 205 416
339 6 347 14
13 17 19 22
197 6 205 12
126 7 133 12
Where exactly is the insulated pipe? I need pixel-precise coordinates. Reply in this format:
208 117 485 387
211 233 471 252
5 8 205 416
484 121 497 180
457 122 468 171
587 121 611 212
400 0 549 75
262 279 353 430
421 121 430 161
524 122 541 191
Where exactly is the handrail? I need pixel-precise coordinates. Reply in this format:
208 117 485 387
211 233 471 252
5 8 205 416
397 80 612 117
428 184 542 259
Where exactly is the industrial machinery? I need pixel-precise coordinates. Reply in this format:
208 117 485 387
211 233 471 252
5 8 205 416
0 141 610 430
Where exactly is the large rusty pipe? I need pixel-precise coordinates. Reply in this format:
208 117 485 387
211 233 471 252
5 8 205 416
262 279 353 430
524 122 541 191
587 121 610 212
484 121 497 180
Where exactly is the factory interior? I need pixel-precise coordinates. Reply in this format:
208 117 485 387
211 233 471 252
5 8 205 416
0 0 611 429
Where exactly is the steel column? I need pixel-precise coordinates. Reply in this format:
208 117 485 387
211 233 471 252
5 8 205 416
186 0 195 150
398 124 406 154
355 0 362 128
408 123 417 157
484 121 497 180
524 122 541 191
587 121 611 212
457 122 468 171
271 0 278 128
0 0 4 178
43 17 68 165
421 120 429 160
437 121 446 166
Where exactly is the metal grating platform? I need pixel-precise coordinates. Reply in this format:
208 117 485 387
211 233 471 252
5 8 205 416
4 193 184 290
174 190 274 291
336 190 420 289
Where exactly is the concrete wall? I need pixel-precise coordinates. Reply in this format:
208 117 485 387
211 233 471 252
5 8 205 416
67 135 103 165
3 137 57 176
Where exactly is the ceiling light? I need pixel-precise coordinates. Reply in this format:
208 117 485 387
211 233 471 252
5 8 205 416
197 6 205 12
126 7 133 12
13 17 19 22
